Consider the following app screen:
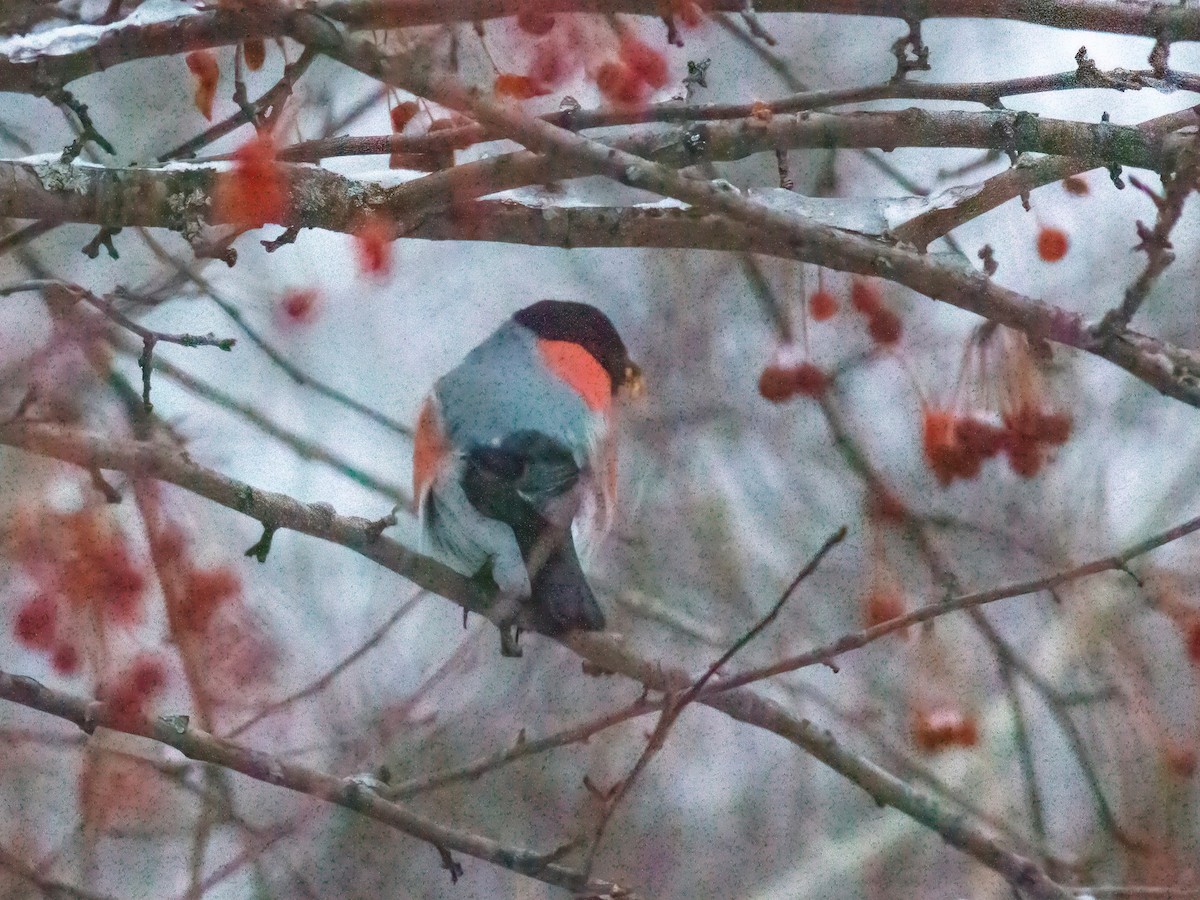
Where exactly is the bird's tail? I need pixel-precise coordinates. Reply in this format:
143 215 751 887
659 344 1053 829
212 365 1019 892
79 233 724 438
526 531 606 635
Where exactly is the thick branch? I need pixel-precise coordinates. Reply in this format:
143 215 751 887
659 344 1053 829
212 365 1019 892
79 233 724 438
6 1 1200 96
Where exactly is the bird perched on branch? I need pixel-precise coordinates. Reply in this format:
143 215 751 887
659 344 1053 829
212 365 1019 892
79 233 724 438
413 300 642 655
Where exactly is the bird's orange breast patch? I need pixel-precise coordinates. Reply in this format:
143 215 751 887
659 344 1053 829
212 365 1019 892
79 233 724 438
537 339 612 411
413 397 450 506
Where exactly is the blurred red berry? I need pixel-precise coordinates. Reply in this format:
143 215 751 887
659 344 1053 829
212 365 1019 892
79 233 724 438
867 488 908 523
913 707 979 753
867 307 902 346
619 35 669 89
791 362 828 397
243 38 266 71
750 100 773 122
1186 619 1200 664
103 654 167 728
1164 743 1197 778
494 73 552 100
390 100 419 133
354 216 393 278
1062 175 1089 196
52 643 80 676
809 289 838 322
528 39 574 87
1035 410 1072 445
758 349 826 402
185 50 219 120
129 656 166 696
758 361 794 403
15 594 58 651
955 416 1007 457
673 0 704 27
279 288 320 326
922 408 969 486
597 60 648 106
213 133 288 228
180 566 241 633
849 278 882 314
1037 226 1069 262
863 588 906 630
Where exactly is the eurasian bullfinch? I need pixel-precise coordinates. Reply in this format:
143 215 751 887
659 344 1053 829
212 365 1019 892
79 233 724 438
413 300 642 655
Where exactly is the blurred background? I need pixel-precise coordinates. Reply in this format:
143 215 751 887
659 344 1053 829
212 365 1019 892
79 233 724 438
1 2 1199 897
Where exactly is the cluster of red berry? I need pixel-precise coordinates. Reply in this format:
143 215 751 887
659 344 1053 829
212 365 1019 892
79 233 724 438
922 327 1071 485
11 507 146 676
758 276 902 404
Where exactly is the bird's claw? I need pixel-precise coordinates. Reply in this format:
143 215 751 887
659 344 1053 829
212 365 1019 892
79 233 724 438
499 623 524 658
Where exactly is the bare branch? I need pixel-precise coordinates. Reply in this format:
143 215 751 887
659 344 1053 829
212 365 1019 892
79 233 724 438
0 669 626 896
7 1 1200 97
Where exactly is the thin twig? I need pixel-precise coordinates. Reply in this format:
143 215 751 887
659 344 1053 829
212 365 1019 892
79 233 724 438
581 528 846 874
137 233 415 439
113 339 410 504
225 590 426 739
1097 131 1200 336
385 693 663 800
710 500 1200 696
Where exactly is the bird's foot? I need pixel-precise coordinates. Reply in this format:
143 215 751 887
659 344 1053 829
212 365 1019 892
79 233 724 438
499 622 524 658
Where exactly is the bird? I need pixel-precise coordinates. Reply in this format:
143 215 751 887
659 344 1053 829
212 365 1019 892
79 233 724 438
412 300 642 655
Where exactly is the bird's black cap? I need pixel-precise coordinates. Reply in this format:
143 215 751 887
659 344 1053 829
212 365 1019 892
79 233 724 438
513 300 637 393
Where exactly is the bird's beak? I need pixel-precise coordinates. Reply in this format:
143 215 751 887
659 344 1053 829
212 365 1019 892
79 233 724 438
623 361 645 399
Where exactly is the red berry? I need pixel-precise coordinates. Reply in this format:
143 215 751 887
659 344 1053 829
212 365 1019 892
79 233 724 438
180 566 241 633
15 594 57 650
674 0 704 28
1034 410 1072 445
850 278 882 315
867 308 902 345
494 73 552 100
185 50 219 120
1186 619 1200 664
353 217 393 278
213 133 287 228
243 38 266 71
390 101 419 133
790 362 828 397
1037 226 1069 262
954 416 1007 457
864 588 905 630
52 643 80 675
758 362 794 403
809 290 839 322
597 60 647 106
279 288 320 326
619 35 668 89
914 708 979 753
528 40 573 87
1062 176 1089 196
